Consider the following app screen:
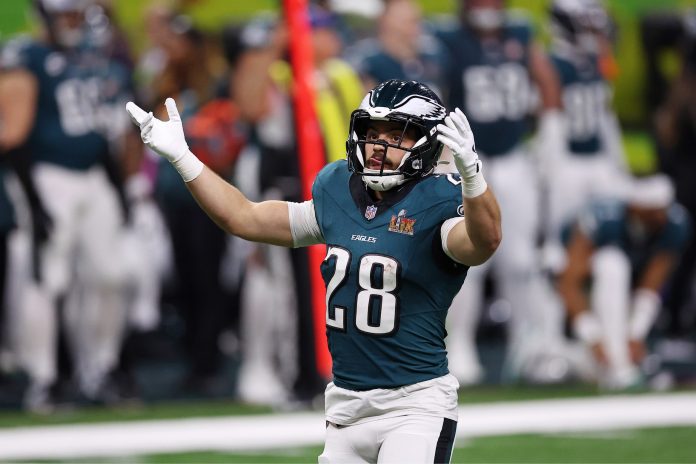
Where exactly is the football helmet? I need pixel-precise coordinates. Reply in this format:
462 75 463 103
35 0 90 49
549 0 611 54
460 0 506 33
346 79 446 191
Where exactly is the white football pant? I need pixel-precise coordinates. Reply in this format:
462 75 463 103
320 415 457 464
545 154 628 272
590 246 640 389
9 163 130 395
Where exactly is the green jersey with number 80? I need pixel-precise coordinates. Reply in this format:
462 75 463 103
313 160 469 391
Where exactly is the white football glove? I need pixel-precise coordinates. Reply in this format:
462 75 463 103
436 108 487 198
126 98 203 182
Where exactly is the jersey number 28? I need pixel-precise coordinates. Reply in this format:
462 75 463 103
323 246 400 336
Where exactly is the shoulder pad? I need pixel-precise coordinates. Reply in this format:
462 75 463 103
0 36 34 70
314 160 349 189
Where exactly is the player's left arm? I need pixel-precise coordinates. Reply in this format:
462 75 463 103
0 68 38 151
529 42 562 111
627 251 676 345
446 189 501 266
437 109 502 266
528 43 565 177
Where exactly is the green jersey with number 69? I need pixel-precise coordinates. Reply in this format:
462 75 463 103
436 16 534 157
0 37 132 170
313 160 469 391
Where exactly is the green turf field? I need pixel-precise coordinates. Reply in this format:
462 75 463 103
138 427 696 463
24 426 696 463
2 387 695 463
0 384 601 428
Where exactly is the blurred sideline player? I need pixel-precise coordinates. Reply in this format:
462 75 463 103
228 16 311 405
347 0 450 99
544 0 630 273
436 0 564 384
230 10 363 405
0 0 133 410
557 174 691 389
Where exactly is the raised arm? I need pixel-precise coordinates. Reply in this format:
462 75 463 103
0 68 38 151
556 227 608 365
437 108 502 266
126 98 294 247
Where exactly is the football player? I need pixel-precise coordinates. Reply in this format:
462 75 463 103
127 79 501 462
0 0 133 410
435 0 564 384
545 0 629 272
348 0 450 99
557 174 691 389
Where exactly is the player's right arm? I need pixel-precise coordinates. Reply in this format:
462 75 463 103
0 69 38 151
126 98 295 247
556 226 593 321
187 167 294 246
557 226 608 365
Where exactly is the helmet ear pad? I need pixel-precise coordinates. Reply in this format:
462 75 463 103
549 0 611 49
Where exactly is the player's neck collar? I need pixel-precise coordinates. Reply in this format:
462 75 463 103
349 174 421 219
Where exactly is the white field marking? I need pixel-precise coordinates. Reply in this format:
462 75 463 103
0 393 695 460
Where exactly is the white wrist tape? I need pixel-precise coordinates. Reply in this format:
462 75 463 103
573 311 602 345
172 149 204 183
629 289 660 340
461 161 487 198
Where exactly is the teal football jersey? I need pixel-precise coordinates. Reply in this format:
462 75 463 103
564 199 692 279
313 161 469 390
551 52 609 155
436 18 534 156
0 37 132 170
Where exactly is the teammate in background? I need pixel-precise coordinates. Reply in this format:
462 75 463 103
145 14 238 398
435 0 563 384
229 10 362 405
0 0 133 411
127 79 501 462
226 16 305 405
544 0 629 273
557 174 691 390
348 0 450 99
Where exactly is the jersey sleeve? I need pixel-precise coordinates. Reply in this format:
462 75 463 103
287 199 324 248
656 205 692 253
0 38 39 74
440 217 466 263
430 174 469 274
310 161 344 241
577 201 622 247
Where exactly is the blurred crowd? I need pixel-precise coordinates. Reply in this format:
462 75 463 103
0 0 695 414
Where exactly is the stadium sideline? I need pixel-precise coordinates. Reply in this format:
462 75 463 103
0 393 695 460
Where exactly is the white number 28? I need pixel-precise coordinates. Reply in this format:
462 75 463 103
324 246 400 336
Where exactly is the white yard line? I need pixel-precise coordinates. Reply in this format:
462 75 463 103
0 393 695 460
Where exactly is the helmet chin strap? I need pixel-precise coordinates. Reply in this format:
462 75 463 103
362 170 406 191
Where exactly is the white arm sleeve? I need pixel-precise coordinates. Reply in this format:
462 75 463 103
440 216 466 264
287 200 325 248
